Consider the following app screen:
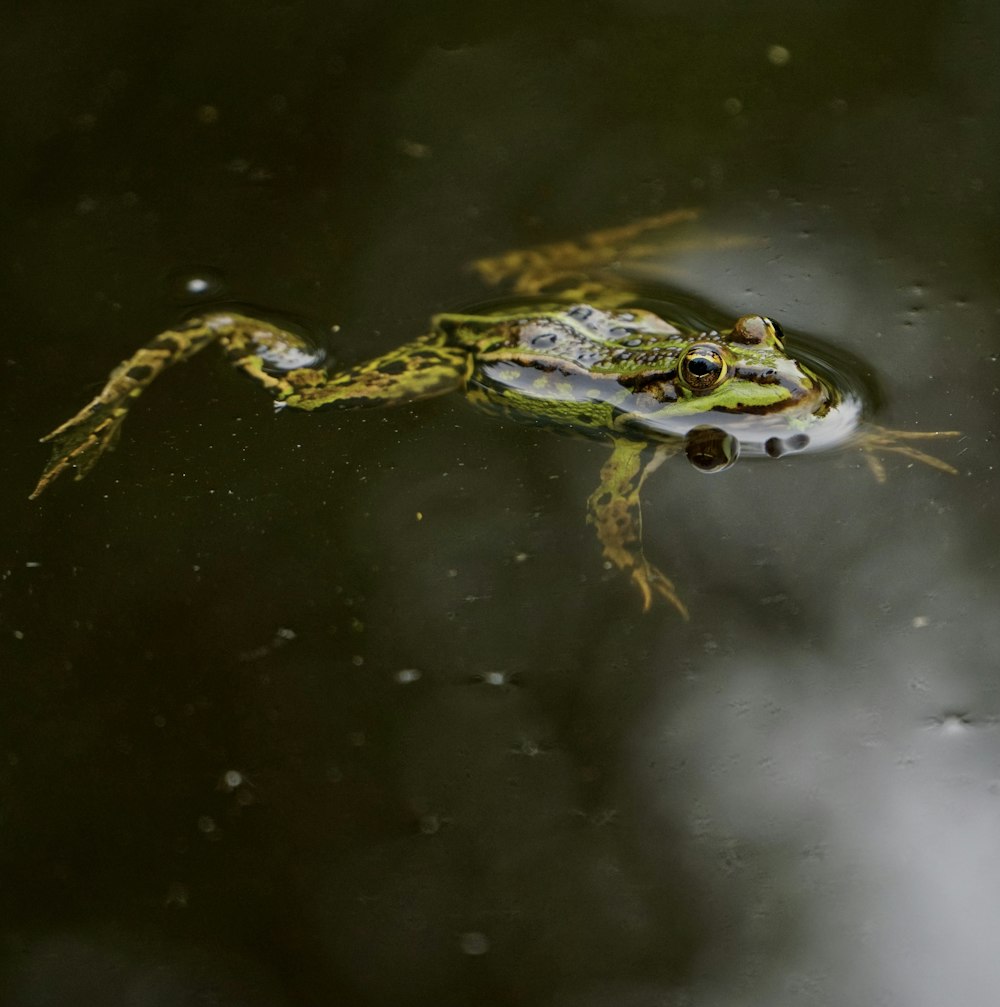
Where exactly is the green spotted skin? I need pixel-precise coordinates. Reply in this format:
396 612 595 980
443 302 836 454
32 259 959 615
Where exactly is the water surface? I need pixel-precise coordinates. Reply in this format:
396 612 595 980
1 2 997 1004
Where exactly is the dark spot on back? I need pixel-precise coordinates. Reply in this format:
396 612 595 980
377 359 408 375
127 365 153 381
531 332 559 349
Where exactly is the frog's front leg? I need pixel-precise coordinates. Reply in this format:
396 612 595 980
586 437 686 618
856 425 961 483
32 312 470 498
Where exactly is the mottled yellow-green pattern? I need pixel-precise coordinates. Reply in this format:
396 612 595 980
33 211 959 614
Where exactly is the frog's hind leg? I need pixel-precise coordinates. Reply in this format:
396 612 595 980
32 312 469 498
587 437 686 617
471 208 702 296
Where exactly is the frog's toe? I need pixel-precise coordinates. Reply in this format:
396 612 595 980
858 426 961 481
31 407 127 498
631 562 689 620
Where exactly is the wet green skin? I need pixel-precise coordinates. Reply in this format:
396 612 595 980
447 302 834 454
32 214 959 616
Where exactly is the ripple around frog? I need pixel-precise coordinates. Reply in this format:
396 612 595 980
462 290 877 463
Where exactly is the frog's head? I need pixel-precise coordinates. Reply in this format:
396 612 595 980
673 315 822 413
621 314 838 457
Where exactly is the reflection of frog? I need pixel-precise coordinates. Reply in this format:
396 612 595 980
32 210 958 616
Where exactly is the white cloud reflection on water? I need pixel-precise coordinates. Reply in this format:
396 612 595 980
632 580 1000 1006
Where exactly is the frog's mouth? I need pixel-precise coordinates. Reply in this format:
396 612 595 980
710 372 827 415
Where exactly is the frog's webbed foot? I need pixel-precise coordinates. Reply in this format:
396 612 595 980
30 315 280 498
30 320 227 498
471 208 702 297
628 558 689 620
856 426 961 483
586 438 687 617
32 398 129 499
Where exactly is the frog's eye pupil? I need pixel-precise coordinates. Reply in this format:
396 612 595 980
688 358 711 376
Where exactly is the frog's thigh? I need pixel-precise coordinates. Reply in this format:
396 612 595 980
281 337 471 410
586 439 687 617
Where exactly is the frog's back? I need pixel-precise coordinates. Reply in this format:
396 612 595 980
453 301 688 436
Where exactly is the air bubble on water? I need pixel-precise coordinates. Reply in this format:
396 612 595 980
163 883 190 908
938 714 971 735
511 738 547 757
418 814 440 835
399 138 431 159
459 932 490 956
395 668 422 684
197 815 217 834
924 712 979 735
221 770 244 790
766 44 791 66
167 266 227 302
482 671 507 687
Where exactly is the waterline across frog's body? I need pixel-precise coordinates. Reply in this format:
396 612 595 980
31 211 958 616
452 299 856 459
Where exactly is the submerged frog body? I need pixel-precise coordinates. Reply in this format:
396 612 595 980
32 210 958 616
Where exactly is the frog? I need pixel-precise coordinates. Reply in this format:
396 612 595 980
30 209 959 617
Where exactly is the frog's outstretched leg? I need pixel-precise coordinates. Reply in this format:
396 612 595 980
856 426 961 483
32 312 470 498
471 208 702 296
587 437 686 617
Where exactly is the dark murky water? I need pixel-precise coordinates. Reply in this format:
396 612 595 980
2 2 998 1004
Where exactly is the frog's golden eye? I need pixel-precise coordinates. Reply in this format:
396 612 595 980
678 344 728 391
732 315 783 346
